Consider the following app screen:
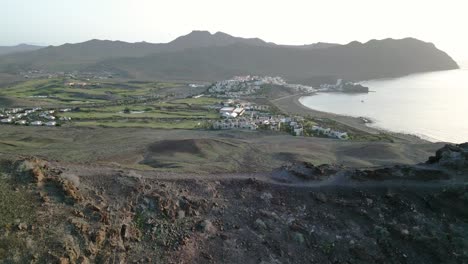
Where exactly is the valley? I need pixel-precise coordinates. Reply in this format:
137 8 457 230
0 28 466 264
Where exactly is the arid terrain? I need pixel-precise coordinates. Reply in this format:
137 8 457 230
0 28 466 264
0 123 467 263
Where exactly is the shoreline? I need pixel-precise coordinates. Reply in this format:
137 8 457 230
271 93 432 144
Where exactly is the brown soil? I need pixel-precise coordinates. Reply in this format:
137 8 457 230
1 148 467 263
147 138 238 156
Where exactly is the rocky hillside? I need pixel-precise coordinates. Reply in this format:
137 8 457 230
0 143 467 263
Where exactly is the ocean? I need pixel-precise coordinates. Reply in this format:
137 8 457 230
299 63 468 143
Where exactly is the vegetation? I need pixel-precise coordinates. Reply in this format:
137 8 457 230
0 176 37 228
0 78 218 129
0 78 181 107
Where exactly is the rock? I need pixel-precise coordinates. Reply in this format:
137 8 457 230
16 158 47 184
61 179 84 202
401 229 410 236
62 235 81 263
73 210 85 218
93 227 107 247
313 193 328 203
260 192 273 201
289 220 306 232
31 165 45 184
282 162 340 181
17 223 27 231
350 245 374 261
177 210 185 219
292 232 305 244
78 256 90 264
427 143 468 169
201 252 213 260
254 219 267 231
198 220 216 234
58 257 70 264
70 218 90 235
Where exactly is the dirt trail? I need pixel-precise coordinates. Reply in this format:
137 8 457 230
57 161 467 191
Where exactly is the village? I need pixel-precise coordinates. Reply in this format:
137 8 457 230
209 98 349 140
0 74 350 140
20 69 115 80
208 75 315 98
205 75 348 139
0 107 72 126
319 79 369 93
0 97 349 140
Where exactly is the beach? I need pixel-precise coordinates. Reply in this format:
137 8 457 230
271 93 431 144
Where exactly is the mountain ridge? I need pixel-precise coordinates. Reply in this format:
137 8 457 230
0 44 44 56
91 37 459 82
0 31 459 82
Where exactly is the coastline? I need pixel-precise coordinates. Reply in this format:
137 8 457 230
271 93 432 144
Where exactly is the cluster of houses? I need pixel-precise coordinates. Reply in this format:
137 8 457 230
0 107 72 127
212 118 258 130
311 125 349 140
212 115 305 136
215 99 270 117
209 98 349 139
66 82 102 88
319 79 369 93
208 77 263 98
21 69 115 80
211 99 305 136
208 75 316 98
219 106 245 118
67 82 90 87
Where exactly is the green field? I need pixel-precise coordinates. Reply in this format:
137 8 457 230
0 78 220 129
170 97 220 105
0 78 184 107
72 120 207 129
67 98 219 128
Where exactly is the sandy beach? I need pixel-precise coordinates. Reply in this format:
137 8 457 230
271 93 430 143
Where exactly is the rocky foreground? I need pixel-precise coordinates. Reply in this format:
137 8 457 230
0 144 467 263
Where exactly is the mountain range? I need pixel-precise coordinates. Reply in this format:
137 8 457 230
0 31 459 82
0 44 44 56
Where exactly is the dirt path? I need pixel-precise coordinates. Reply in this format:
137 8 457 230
58 162 467 191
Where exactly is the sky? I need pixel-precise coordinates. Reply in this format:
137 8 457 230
2 0 468 62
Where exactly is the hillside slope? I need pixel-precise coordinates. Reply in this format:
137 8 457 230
0 31 274 72
95 38 459 81
0 143 467 263
0 44 44 56
0 32 459 81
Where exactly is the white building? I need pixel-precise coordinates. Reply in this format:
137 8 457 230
233 107 245 116
30 121 43 126
220 107 235 113
220 106 245 118
15 120 27 125
293 127 304 136
45 121 57 126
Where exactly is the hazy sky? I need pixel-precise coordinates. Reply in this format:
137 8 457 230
2 0 468 61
